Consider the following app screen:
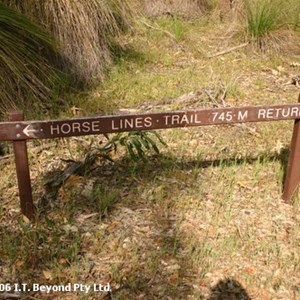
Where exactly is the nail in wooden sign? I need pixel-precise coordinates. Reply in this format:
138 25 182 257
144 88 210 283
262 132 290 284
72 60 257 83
1 97 300 220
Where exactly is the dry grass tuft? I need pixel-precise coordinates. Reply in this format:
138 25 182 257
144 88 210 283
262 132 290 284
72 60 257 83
257 30 300 54
5 0 134 84
142 0 217 18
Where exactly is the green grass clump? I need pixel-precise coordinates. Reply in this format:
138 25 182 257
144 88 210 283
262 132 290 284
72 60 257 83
290 1 300 31
244 0 283 40
243 0 300 48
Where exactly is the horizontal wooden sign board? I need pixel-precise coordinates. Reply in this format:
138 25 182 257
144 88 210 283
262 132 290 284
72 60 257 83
2 103 300 141
2 97 300 221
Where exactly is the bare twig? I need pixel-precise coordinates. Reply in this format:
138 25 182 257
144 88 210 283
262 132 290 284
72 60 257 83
208 42 249 58
140 19 176 40
0 154 14 163
0 293 20 299
204 89 216 103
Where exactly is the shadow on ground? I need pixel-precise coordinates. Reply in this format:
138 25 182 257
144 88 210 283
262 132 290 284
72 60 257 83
208 278 252 300
0 147 290 298
41 146 290 211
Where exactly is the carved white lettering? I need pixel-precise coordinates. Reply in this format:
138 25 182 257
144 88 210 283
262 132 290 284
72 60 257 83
82 122 90 132
258 109 266 119
61 123 71 134
135 117 143 128
282 108 290 117
266 108 274 118
144 117 152 127
124 119 134 129
291 107 299 117
163 116 171 125
257 107 300 120
194 114 201 123
164 114 201 125
112 120 118 130
111 117 154 131
91 121 100 132
172 115 180 125
275 108 282 116
72 122 81 133
180 114 189 124
50 124 60 135
238 110 248 121
50 121 101 136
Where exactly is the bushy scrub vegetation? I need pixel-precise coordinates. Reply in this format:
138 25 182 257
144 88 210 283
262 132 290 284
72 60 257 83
0 3 56 114
0 0 134 116
4 0 133 83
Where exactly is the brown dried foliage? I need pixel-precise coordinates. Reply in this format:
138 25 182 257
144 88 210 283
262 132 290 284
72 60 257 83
142 0 216 18
5 0 133 84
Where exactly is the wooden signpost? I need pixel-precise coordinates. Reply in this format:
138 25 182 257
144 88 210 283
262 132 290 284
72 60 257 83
1 97 300 220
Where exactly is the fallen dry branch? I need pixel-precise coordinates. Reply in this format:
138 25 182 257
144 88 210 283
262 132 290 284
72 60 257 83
0 293 20 299
140 19 176 40
208 42 249 58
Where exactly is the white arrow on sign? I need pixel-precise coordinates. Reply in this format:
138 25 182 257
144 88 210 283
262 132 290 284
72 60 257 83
23 124 42 138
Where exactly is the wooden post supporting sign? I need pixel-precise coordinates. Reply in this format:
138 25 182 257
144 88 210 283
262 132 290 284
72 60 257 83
9 111 35 220
283 94 300 202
